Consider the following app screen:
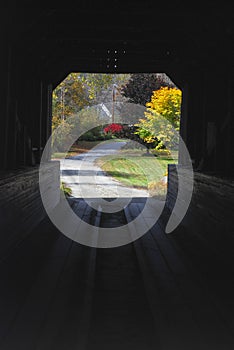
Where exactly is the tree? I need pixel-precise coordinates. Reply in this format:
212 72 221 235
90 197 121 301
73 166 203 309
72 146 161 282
51 73 131 147
121 73 175 106
52 73 130 123
135 87 182 150
52 119 74 152
147 86 181 130
52 73 89 122
79 73 130 105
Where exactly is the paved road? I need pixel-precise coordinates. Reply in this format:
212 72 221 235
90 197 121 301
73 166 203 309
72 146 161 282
60 141 149 199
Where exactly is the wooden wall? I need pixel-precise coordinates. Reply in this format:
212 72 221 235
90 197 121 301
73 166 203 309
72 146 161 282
0 162 60 260
165 164 234 258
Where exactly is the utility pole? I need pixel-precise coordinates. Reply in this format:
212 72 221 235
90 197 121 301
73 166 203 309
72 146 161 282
61 86 65 121
112 84 118 123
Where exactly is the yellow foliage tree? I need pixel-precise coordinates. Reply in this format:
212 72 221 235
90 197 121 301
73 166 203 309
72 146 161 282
146 87 182 130
135 87 182 150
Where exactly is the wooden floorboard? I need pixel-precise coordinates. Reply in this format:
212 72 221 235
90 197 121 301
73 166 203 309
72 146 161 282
0 197 234 349
126 204 207 350
127 202 234 349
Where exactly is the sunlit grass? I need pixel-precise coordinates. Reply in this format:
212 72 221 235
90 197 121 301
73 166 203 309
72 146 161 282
96 154 176 190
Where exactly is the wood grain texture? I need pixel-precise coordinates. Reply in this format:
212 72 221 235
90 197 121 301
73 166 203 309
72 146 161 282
0 162 60 259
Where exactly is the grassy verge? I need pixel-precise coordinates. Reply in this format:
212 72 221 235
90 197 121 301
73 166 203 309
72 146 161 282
97 156 174 187
96 148 177 197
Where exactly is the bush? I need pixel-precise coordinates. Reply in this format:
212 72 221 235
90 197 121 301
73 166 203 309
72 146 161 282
79 131 96 141
60 182 72 196
79 125 111 141
103 123 123 134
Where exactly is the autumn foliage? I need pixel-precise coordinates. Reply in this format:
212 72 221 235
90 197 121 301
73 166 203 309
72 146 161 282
104 123 123 134
146 86 182 130
135 87 182 150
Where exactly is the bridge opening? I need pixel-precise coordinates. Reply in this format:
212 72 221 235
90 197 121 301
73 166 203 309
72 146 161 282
50 72 181 201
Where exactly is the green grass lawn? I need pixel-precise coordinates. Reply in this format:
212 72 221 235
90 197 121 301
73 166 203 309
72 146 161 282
96 150 177 190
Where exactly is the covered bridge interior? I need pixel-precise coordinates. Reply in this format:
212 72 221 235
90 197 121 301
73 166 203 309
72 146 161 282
1 3 234 350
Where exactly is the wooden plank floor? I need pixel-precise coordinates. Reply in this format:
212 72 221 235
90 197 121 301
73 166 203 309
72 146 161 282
0 197 234 350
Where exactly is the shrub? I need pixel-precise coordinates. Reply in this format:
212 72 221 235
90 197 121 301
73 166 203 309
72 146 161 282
103 123 123 136
60 182 72 196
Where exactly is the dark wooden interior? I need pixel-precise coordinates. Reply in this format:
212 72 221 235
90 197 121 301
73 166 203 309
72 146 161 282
1 3 234 349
